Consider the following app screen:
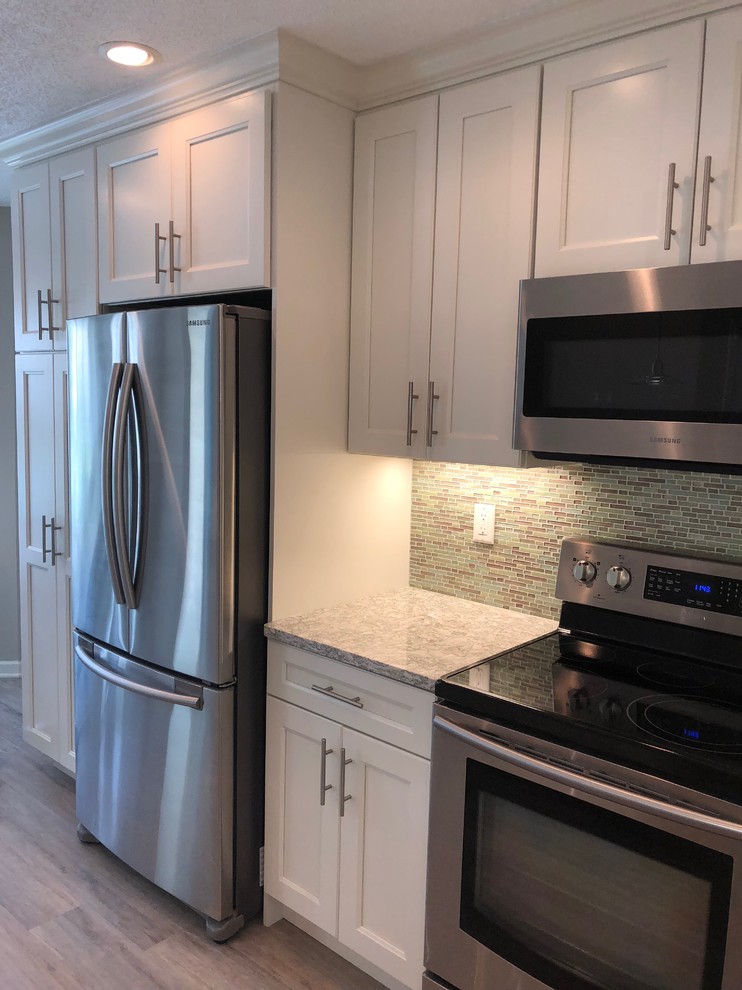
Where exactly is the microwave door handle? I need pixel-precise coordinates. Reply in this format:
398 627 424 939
434 714 742 842
75 643 202 710
102 363 126 605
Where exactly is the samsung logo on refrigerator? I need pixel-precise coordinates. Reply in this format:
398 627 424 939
650 437 681 444
188 319 211 326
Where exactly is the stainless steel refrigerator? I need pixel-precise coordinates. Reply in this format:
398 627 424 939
68 303 270 941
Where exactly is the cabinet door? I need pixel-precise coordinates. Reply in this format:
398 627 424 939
338 729 429 989
11 162 53 352
53 354 74 773
49 148 98 346
348 96 438 458
171 90 271 294
428 68 540 466
692 8 742 263
15 354 59 761
536 22 703 276
97 123 172 303
264 697 342 934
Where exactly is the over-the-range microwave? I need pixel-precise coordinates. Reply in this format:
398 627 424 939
514 260 742 471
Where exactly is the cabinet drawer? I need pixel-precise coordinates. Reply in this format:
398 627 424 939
267 642 433 758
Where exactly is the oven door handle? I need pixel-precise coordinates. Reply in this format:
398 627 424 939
435 714 742 841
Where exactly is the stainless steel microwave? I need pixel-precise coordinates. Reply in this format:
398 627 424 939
514 260 742 470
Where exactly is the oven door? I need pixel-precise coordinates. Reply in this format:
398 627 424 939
425 705 742 990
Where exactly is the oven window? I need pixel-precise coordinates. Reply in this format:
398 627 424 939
461 760 732 990
522 308 742 422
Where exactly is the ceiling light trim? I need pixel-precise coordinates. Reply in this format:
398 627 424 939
99 41 161 67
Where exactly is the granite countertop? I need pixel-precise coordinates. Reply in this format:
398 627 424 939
264 588 558 691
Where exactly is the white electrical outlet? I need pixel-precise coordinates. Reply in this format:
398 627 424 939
473 503 496 544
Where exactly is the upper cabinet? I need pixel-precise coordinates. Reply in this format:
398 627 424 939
536 11 742 276
97 89 271 303
11 148 97 352
349 66 541 466
536 22 703 276
692 7 742 264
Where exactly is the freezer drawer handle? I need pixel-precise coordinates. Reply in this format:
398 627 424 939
434 713 742 842
75 644 203 710
311 684 364 709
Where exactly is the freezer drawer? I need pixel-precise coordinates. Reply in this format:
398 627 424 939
74 634 235 921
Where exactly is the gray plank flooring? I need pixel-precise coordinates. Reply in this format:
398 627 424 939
0 678 384 989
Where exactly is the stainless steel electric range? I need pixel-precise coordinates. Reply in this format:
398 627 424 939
425 538 742 990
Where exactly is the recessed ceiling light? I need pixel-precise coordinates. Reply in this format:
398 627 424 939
98 42 160 67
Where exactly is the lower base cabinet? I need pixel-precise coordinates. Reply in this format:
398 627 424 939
264 644 432 990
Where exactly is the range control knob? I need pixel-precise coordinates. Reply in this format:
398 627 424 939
606 565 632 591
572 560 597 584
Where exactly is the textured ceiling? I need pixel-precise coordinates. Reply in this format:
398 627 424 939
0 0 580 190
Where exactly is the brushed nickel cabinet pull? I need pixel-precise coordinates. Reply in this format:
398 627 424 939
37 289 44 340
699 155 715 247
664 162 679 251
41 514 50 563
406 381 419 447
154 223 167 283
339 747 352 818
49 517 63 565
311 684 364 709
427 380 439 447
168 220 181 283
46 288 60 335
320 737 334 807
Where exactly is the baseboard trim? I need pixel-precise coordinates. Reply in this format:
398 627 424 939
0 661 20 678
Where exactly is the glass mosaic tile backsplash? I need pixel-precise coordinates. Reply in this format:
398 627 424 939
410 461 742 620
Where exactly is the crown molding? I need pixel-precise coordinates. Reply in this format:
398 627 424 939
275 31 361 109
1 0 738 168
357 0 738 108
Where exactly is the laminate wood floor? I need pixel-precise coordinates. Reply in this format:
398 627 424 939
0 678 385 990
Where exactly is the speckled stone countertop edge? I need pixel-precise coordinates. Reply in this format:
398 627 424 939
264 626 445 690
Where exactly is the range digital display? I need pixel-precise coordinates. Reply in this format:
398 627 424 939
644 566 742 615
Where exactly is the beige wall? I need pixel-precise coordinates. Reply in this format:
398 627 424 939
0 207 20 667
270 84 412 619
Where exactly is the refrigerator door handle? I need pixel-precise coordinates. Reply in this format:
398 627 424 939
113 363 138 610
74 642 203 710
129 366 149 597
102 362 126 605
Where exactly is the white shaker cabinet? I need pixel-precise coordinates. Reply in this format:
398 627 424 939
349 67 540 466
264 643 432 990
428 70 540 465
348 95 438 460
11 148 98 351
535 22 704 276
692 8 742 263
97 89 270 303
15 353 74 773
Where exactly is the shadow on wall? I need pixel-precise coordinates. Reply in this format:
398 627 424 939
0 206 20 668
410 460 742 620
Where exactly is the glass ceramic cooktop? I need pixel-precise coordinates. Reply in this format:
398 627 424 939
438 631 742 802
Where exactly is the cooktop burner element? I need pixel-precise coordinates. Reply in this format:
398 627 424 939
628 696 742 753
437 538 742 804
636 659 716 689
